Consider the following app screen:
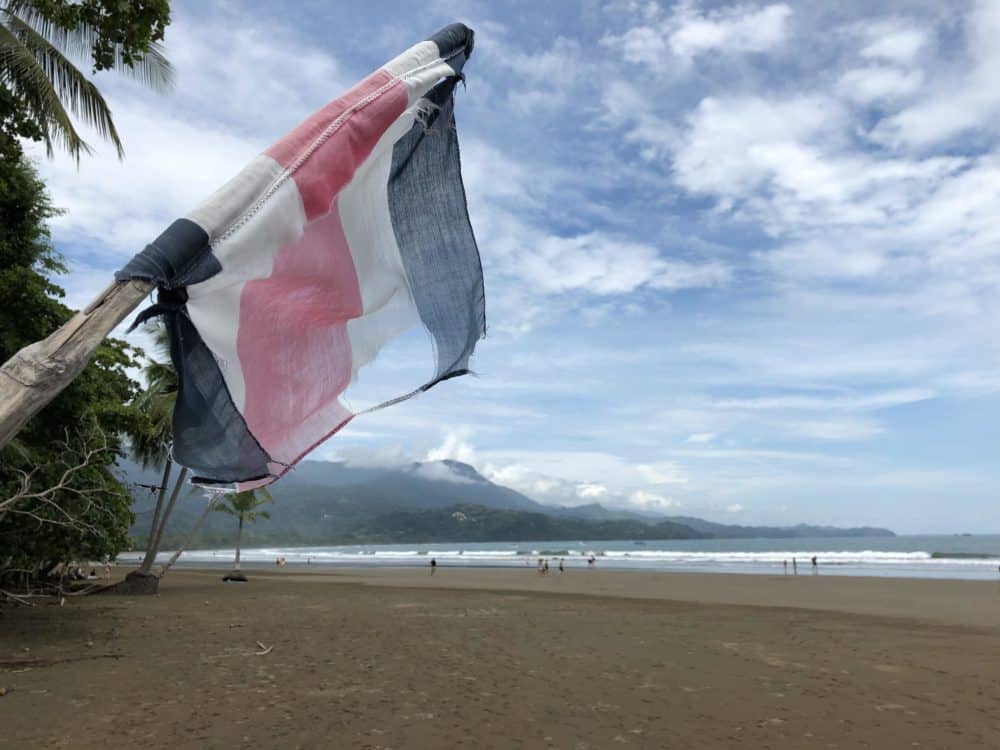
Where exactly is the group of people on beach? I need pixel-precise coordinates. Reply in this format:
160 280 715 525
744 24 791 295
535 556 598 574
426 554 602 575
535 558 567 575
63 560 112 581
783 556 819 575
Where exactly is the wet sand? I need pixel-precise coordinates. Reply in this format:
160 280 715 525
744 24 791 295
2 567 999 749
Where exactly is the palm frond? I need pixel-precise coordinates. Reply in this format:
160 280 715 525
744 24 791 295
0 19 91 158
2 10 123 158
7 4 174 91
216 488 273 516
143 321 173 364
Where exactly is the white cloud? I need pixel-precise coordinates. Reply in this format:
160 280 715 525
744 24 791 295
483 35 592 115
686 432 716 443
518 233 730 295
837 66 923 104
669 448 847 465
711 388 934 412
778 417 884 441
637 462 688 485
600 80 678 158
726 503 744 513
425 431 479 466
414 462 478 484
672 94 839 199
871 1 1000 147
859 23 928 64
576 483 609 499
607 2 792 71
32 111 261 257
668 2 792 61
629 489 676 509
670 92 967 240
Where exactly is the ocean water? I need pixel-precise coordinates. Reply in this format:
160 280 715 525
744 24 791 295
126 534 1000 580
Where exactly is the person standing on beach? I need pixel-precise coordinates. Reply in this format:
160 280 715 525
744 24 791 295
559 558 565 574
811 556 818 574
783 560 788 575
793 557 798 575
430 558 437 575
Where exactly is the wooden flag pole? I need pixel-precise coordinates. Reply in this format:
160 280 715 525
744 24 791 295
0 279 154 451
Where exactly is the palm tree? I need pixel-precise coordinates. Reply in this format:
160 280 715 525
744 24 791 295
215 488 272 582
128 323 190 578
159 491 219 576
0 2 173 160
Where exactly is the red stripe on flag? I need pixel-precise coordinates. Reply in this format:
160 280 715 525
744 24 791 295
237 199 362 464
265 69 408 221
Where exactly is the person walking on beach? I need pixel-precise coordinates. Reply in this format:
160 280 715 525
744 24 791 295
792 557 798 575
783 559 788 575
543 560 549 575
430 557 437 575
811 555 818 574
538 558 544 576
559 558 565 574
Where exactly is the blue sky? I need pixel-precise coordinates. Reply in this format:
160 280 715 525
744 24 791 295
29 0 1000 533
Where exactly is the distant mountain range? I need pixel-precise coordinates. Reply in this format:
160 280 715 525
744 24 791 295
118 458 894 548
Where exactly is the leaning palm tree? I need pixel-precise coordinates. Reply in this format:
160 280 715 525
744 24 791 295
158 491 220 575
0 2 173 160
215 488 272 582
126 323 190 581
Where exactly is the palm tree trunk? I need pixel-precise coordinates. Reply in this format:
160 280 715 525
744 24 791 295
146 466 188 569
138 461 172 574
159 496 216 576
234 512 244 571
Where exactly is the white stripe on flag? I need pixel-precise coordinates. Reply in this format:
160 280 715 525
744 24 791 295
185 154 286 240
185 172 307 411
339 109 427 397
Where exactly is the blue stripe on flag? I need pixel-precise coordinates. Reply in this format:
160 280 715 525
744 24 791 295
387 77 486 384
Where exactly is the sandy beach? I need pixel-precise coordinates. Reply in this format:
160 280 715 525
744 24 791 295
2 567 999 749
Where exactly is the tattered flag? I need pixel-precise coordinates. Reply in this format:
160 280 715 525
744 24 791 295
117 23 484 488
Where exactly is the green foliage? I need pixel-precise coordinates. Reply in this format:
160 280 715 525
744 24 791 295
0 0 173 159
214 488 273 525
128 322 175 470
0 137 142 575
1 423 135 572
7 1 171 71
346 504 705 544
